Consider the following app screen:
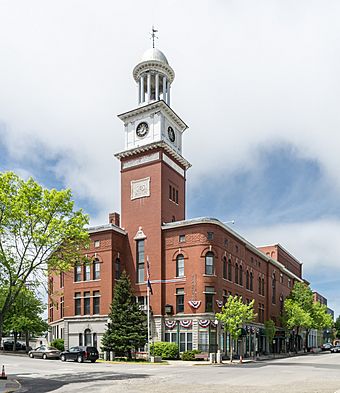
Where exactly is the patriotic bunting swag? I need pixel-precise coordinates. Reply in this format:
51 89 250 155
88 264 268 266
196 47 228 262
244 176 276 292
180 320 192 328
164 320 177 329
216 300 223 308
198 320 211 328
188 300 201 309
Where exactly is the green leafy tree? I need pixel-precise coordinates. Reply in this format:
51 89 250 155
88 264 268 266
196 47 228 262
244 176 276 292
3 287 48 351
216 295 256 362
101 271 147 359
264 319 276 353
0 171 89 341
334 315 340 339
283 282 333 351
50 339 64 351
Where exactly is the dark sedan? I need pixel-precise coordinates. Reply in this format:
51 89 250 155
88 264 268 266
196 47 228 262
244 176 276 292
330 344 340 353
321 343 333 351
28 346 60 359
60 346 99 363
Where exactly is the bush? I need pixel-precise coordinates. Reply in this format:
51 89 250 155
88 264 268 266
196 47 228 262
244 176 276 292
150 342 178 359
181 350 201 361
50 339 64 351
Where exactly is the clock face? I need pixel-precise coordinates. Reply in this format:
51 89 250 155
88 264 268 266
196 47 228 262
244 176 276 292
168 126 175 142
136 122 149 138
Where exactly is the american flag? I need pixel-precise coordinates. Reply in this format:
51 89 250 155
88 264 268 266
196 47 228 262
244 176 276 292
146 257 153 295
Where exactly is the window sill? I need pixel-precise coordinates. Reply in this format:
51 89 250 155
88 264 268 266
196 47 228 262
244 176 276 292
73 279 101 284
175 276 186 279
222 278 233 283
203 274 217 278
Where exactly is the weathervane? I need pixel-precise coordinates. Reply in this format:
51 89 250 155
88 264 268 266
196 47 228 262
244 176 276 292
150 26 158 48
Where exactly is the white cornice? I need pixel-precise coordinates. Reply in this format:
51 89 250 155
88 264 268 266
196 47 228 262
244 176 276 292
133 60 175 83
87 224 127 236
115 141 191 170
162 217 303 282
117 100 188 131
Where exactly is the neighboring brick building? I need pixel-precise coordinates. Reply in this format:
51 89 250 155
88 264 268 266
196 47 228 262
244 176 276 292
49 46 304 356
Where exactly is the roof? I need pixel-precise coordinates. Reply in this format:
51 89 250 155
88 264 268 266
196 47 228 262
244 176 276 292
87 223 126 236
162 217 303 282
141 48 168 64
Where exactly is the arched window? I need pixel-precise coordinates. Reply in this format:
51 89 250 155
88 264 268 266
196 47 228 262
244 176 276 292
272 274 276 304
228 258 232 281
262 278 265 296
250 272 253 291
239 265 243 286
205 252 214 275
235 263 239 284
84 328 92 346
246 270 250 289
176 254 185 277
93 259 100 280
258 276 261 294
223 256 227 279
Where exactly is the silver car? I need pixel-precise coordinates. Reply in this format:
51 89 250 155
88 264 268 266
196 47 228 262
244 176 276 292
28 345 60 359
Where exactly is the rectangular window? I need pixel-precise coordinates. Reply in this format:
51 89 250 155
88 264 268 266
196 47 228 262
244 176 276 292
179 235 185 243
60 273 64 288
93 291 100 314
205 287 215 312
84 264 91 281
74 292 81 315
136 240 145 283
176 256 185 277
172 187 176 202
79 333 83 346
49 303 53 322
84 291 90 315
115 258 121 280
228 259 232 281
179 332 193 352
176 288 184 313
165 331 177 344
223 290 228 304
175 190 178 204
74 265 82 282
223 258 227 279
93 261 100 280
94 240 100 248
207 232 214 240
60 296 64 318
169 185 172 200
198 331 209 353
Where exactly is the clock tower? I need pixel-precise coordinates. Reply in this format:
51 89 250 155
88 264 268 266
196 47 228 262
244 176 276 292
115 45 190 314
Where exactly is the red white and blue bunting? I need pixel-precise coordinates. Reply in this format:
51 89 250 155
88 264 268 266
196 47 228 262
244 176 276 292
179 320 192 328
216 300 223 308
188 300 201 309
198 320 211 328
164 320 177 330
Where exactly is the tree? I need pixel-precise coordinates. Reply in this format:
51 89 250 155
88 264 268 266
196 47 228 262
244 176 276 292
334 315 340 339
3 288 48 351
0 171 89 341
283 282 332 351
101 271 147 359
264 319 276 353
216 295 256 362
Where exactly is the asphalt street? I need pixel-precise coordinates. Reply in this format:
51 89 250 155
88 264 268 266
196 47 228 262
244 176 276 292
1 352 340 393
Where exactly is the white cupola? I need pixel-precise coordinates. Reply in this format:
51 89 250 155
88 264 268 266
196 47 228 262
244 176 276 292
133 47 175 106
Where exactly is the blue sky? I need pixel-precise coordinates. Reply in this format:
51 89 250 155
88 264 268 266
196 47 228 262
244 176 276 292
1 0 340 317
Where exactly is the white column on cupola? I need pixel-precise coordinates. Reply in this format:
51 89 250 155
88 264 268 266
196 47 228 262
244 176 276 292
147 73 151 103
138 79 141 104
140 75 145 103
155 73 159 101
162 76 167 102
167 83 171 106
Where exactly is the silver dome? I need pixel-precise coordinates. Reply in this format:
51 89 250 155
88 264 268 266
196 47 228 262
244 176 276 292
140 48 169 64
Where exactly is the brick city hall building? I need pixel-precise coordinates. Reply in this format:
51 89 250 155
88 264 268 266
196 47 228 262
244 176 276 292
49 46 304 357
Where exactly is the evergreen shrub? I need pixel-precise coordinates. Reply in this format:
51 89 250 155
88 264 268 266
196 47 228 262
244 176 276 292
150 342 178 359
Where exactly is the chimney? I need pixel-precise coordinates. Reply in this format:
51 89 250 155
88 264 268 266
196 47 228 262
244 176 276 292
109 212 120 227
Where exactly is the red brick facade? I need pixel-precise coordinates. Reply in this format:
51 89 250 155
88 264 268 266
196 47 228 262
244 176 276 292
48 46 304 355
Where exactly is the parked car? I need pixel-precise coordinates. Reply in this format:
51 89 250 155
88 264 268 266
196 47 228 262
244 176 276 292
330 344 340 353
2 341 28 351
60 346 99 363
321 343 333 351
28 346 60 359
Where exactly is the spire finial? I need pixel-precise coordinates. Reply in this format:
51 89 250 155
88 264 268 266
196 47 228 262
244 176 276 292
150 26 158 48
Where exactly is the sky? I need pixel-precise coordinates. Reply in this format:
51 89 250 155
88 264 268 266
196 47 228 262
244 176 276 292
0 0 339 317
